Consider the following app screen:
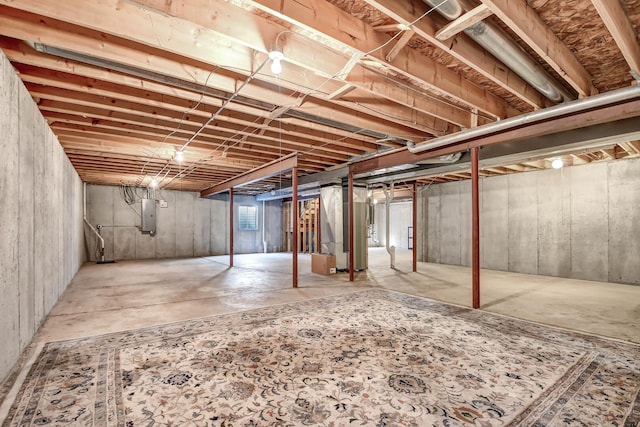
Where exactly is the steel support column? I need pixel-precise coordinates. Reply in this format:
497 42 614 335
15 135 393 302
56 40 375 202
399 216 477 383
292 167 298 288
229 188 234 268
412 181 417 273
348 172 354 282
471 147 480 309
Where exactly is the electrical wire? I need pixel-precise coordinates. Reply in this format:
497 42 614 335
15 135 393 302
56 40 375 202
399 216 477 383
152 58 271 187
363 0 449 56
147 0 470 189
136 65 219 185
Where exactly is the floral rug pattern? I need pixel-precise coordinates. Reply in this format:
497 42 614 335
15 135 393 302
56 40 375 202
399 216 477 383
2 289 639 426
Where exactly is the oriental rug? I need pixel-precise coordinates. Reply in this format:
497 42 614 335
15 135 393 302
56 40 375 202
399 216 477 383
1 289 639 426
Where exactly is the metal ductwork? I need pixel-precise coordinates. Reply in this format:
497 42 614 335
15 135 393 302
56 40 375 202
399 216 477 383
406 84 640 153
424 0 574 103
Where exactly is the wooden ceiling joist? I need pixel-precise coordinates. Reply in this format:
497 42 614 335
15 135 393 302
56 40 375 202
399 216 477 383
201 153 299 197
435 4 493 41
361 0 548 108
0 0 636 193
250 0 516 119
590 0 640 77
480 0 597 97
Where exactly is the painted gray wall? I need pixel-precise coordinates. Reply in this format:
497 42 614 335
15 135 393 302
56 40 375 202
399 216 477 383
85 185 282 261
0 51 85 383
419 158 640 285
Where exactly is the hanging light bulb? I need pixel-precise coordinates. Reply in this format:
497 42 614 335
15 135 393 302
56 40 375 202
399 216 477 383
268 50 284 74
175 150 184 162
551 158 564 169
150 178 158 188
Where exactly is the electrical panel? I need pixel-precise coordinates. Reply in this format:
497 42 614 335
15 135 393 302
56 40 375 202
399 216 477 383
141 199 156 233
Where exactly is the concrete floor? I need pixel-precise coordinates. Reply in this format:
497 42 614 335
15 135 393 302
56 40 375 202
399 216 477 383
36 247 640 344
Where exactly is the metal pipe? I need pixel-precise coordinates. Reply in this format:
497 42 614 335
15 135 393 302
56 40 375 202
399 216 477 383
465 21 573 103
412 182 417 273
417 152 463 164
83 183 105 263
348 172 355 282
292 167 299 288
430 0 464 19
262 200 267 254
382 183 396 269
423 0 573 103
407 84 640 153
471 147 480 309
229 188 234 267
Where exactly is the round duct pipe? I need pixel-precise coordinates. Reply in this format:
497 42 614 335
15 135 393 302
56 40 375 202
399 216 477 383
465 21 573 103
425 0 463 20
406 84 640 153
422 0 574 103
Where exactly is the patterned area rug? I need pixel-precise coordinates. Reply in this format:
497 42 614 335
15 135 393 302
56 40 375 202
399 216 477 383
2 289 639 426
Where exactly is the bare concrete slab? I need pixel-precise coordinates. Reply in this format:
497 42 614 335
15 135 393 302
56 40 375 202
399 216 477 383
34 249 640 347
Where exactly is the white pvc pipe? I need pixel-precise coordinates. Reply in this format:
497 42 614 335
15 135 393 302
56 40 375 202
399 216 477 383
407 85 640 154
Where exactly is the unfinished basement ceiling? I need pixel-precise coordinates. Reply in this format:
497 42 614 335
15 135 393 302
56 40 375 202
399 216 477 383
0 0 638 194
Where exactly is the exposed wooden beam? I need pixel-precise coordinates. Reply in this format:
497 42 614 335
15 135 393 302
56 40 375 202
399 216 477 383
619 141 640 155
435 4 493 41
350 98 640 175
0 40 381 152
344 69 468 128
327 84 357 100
385 30 415 63
373 23 408 32
591 0 640 77
0 7 429 139
201 153 298 197
250 0 516 118
101 0 455 132
480 0 597 97
362 0 547 109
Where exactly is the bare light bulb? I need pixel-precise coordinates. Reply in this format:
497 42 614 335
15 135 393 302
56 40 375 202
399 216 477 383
268 50 284 74
150 178 158 188
551 158 564 169
175 150 184 162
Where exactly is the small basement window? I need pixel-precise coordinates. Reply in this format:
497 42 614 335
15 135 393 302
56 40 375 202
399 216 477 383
238 205 258 231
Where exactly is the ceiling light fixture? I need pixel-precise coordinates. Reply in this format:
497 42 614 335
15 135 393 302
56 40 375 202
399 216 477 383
551 158 564 169
150 178 158 188
268 50 284 74
175 150 184 162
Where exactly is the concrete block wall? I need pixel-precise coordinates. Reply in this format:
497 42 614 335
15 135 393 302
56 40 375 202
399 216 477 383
85 185 282 260
419 158 640 285
1 51 85 383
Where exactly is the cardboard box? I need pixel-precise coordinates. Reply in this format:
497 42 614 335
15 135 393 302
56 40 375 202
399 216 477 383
311 253 336 275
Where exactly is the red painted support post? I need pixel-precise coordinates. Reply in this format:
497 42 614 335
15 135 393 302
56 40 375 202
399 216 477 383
317 197 322 254
471 147 480 309
348 172 354 282
412 181 417 273
292 167 298 288
229 187 234 267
